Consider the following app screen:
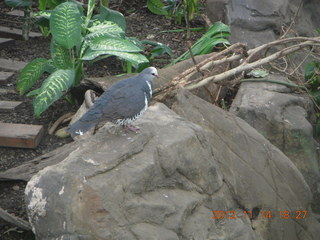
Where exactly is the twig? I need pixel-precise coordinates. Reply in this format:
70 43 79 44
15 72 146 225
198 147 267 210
240 78 304 89
289 47 314 75
84 89 97 107
0 207 31 231
215 85 222 103
187 41 204 76
186 40 319 89
48 113 74 135
244 37 320 64
201 13 212 27
269 57 288 73
280 0 304 39
172 43 247 83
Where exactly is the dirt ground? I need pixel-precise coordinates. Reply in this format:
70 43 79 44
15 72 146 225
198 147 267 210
0 1 205 239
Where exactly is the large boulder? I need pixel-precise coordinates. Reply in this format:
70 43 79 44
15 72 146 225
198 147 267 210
229 75 320 213
25 90 320 239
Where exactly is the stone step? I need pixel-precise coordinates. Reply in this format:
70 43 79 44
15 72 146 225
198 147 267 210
0 88 16 95
0 58 27 71
7 10 25 17
0 100 23 112
0 26 41 40
0 72 14 83
0 122 44 149
0 38 15 48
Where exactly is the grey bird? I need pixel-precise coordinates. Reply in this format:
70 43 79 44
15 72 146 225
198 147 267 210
68 67 159 138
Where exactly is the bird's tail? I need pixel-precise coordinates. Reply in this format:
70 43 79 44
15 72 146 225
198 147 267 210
67 119 98 138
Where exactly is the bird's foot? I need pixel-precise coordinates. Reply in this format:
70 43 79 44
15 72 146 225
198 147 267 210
125 124 140 133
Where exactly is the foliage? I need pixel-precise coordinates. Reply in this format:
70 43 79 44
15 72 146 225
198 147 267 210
305 61 320 89
4 0 65 37
4 0 32 8
141 40 173 61
172 21 231 64
17 1 152 117
304 61 320 135
147 0 200 24
147 0 168 16
4 0 34 40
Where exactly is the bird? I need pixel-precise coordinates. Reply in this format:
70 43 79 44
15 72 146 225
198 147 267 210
68 67 159 138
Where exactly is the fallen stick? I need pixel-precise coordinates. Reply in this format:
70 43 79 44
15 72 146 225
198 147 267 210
186 39 320 90
0 206 31 231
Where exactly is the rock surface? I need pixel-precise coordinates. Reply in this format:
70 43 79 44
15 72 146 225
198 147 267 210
229 75 320 213
25 89 320 239
206 0 320 48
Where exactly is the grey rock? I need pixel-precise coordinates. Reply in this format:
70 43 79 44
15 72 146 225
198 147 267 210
26 103 226 239
229 75 320 213
131 223 179 240
172 89 320 240
25 90 320 239
206 0 320 48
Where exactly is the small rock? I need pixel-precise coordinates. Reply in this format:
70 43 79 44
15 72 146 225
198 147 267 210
146 34 155 39
12 185 20 191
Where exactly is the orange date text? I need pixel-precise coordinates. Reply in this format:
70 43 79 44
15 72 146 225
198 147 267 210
212 210 308 220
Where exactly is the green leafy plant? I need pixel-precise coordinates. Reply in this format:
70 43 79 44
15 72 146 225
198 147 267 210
35 0 65 36
304 61 320 135
4 0 33 40
147 0 201 38
147 0 168 16
4 0 65 38
147 0 199 24
17 1 150 117
172 21 230 64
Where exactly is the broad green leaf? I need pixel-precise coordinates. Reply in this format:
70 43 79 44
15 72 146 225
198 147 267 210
81 49 148 67
17 58 48 95
81 30 126 58
33 69 75 116
46 59 58 73
38 0 46 10
304 61 320 89
173 21 230 64
50 2 82 49
33 17 50 28
187 0 197 20
4 0 32 8
304 61 318 80
87 20 124 36
95 5 126 31
26 88 41 97
127 37 145 51
147 0 168 16
84 0 95 29
90 36 142 52
204 21 231 37
50 39 73 69
46 0 64 10
105 51 149 67
141 40 173 58
311 90 320 105
81 49 111 61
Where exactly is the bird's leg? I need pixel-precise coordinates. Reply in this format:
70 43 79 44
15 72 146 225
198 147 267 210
124 124 140 132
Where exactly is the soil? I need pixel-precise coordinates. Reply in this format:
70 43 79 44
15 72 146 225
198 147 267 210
0 1 206 239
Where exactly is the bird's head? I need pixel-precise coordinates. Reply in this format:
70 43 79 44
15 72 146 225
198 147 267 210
142 67 159 79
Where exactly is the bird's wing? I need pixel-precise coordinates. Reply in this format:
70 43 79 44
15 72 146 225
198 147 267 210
101 82 148 121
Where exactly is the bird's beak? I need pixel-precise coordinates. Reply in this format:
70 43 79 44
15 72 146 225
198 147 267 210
156 73 159 78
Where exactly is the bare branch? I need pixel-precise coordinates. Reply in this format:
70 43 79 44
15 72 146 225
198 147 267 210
186 39 320 90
